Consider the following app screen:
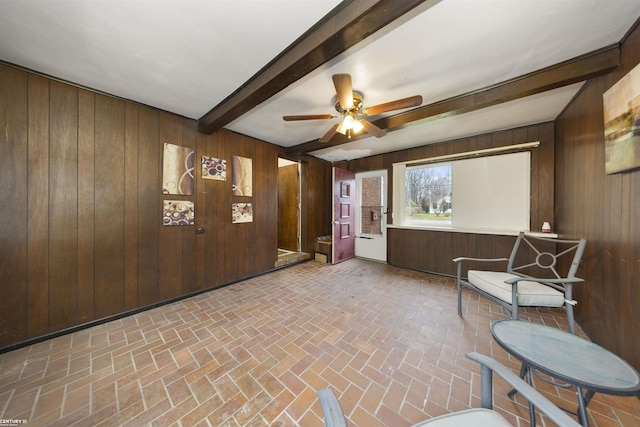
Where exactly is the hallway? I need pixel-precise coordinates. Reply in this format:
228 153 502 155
1 259 638 426
275 249 310 268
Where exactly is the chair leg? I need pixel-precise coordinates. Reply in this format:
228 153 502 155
511 304 518 320
479 363 494 409
456 263 463 316
511 284 519 320
565 304 576 335
525 367 537 427
564 284 576 334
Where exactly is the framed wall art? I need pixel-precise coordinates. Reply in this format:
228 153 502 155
603 62 640 174
162 143 195 194
232 203 253 223
163 200 195 226
232 155 252 196
202 156 227 181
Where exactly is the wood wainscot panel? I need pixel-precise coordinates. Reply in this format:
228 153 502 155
123 102 139 310
224 132 244 282
240 135 259 277
181 118 199 295
158 113 187 302
77 88 96 323
388 228 518 277
137 106 161 307
94 94 125 319
257 141 279 270
0 65 28 345
49 81 79 329
27 74 51 337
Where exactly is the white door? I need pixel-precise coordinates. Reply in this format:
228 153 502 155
355 170 387 262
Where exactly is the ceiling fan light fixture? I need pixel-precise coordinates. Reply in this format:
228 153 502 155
342 113 355 129
352 118 364 133
336 113 363 137
282 73 422 142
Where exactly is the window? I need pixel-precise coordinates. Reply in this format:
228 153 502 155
404 164 452 226
359 175 384 235
393 151 531 232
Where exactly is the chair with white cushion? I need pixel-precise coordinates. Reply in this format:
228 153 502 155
317 352 581 427
453 232 586 333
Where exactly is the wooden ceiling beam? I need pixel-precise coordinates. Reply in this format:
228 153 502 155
287 44 620 156
197 0 432 134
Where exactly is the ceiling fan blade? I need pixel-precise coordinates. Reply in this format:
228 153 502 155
319 123 340 143
332 74 353 109
283 114 334 121
363 95 423 116
359 119 387 138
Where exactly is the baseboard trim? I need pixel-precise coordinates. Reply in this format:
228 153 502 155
0 260 312 354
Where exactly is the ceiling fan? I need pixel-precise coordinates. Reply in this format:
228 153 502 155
283 73 423 142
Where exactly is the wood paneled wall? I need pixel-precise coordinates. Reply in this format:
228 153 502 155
0 64 332 350
387 229 519 276
555 23 640 369
344 122 555 277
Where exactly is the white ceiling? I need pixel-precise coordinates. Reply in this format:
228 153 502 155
2 0 640 162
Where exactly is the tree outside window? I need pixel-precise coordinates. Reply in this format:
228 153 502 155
405 164 451 225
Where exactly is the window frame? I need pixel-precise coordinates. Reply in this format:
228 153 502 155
392 149 532 234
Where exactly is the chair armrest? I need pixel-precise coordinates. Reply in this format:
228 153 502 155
452 257 509 263
466 352 581 427
319 355 580 427
317 388 348 427
504 276 584 285
453 258 509 281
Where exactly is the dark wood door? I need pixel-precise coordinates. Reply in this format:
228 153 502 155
332 167 355 263
278 163 299 251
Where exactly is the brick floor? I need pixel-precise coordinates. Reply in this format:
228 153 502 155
1 258 638 426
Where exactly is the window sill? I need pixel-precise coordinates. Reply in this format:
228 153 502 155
387 224 558 239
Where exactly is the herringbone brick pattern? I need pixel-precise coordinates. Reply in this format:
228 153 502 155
1 259 638 426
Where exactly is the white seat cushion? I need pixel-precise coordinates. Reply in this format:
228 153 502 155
412 408 511 427
468 270 565 307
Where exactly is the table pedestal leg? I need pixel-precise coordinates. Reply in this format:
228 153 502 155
507 363 527 398
503 362 596 427
525 367 536 427
576 387 591 427
506 363 536 426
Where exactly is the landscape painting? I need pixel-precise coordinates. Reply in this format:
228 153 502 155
603 62 640 174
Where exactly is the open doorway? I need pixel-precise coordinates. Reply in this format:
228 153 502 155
276 158 306 266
